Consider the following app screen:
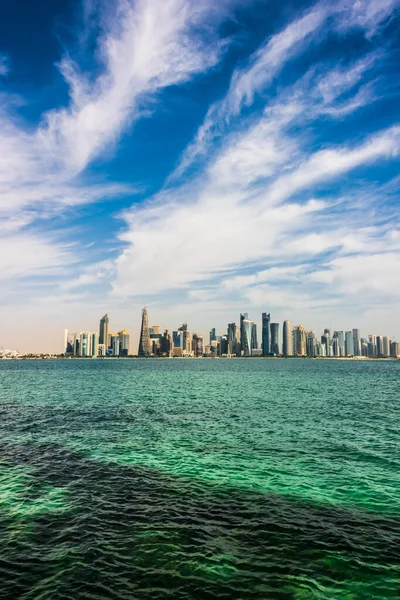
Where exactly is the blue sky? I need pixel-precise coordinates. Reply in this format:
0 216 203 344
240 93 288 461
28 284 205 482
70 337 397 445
1 0 400 352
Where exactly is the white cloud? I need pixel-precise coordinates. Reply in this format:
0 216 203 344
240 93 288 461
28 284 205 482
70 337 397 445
0 232 75 280
173 0 398 178
0 0 230 286
307 253 400 298
38 0 228 173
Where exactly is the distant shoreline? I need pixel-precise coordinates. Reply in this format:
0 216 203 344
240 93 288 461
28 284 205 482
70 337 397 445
2 356 398 361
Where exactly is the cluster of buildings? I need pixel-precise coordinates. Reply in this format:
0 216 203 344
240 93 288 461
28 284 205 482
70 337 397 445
138 308 400 358
62 308 399 359
64 314 130 357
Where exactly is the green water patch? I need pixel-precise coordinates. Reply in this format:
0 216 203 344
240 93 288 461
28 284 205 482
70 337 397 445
1 358 399 516
0 441 399 599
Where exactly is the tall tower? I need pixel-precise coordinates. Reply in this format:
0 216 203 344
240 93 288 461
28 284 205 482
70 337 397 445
240 313 253 356
270 323 280 355
283 320 293 356
262 313 271 356
138 307 151 356
352 328 361 357
99 314 109 347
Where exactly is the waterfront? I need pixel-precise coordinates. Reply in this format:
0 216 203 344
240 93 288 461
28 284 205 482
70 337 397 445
0 359 399 599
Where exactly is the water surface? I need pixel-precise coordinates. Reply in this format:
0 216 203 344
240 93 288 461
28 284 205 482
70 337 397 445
0 359 399 598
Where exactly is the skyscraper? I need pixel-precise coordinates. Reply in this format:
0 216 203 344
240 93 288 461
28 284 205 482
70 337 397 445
110 334 120 357
240 313 253 356
321 331 331 356
227 323 239 355
160 330 172 356
251 323 258 350
270 323 280 355
118 330 130 356
293 325 307 356
79 332 91 357
283 320 293 356
345 331 353 356
91 333 98 357
209 328 216 345
352 328 361 356
382 336 391 357
261 313 271 356
99 314 109 347
192 334 204 357
306 330 316 357
138 307 151 356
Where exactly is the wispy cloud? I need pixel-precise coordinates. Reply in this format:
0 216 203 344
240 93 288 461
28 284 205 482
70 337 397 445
173 0 398 179
0 0 231 284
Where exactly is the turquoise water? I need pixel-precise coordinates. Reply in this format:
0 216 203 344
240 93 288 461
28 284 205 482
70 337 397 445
0 358 399 599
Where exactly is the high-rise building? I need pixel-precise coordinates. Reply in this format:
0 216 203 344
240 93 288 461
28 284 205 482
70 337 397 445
283 320 293 356
390 341 400 358
118 330 130 356
227 323 240 355
345 331 353 356
306 331 316 357
138 307 151 356
209 328 216 345
240 313 253 356
173 330 182 348
262 313 271 356
382 336 391 358
110 334 120 357
333 331 345 356
376 336 383 357
293 325 307 356
321 330 331 356
192 334 204 357
91 333 98 357
352 329 361 357
160 330 173 356
99 314 109 347
65 330 77 355
178 323 192 354
251 323 258 350
79 332 91 357
220 335 229 355
368 335 377 358
270 323 279 355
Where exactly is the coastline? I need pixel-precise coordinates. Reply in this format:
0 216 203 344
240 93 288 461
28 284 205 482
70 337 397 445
2 356 398 361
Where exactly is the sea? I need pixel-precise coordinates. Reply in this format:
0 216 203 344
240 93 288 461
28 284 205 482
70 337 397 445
0 358 399 599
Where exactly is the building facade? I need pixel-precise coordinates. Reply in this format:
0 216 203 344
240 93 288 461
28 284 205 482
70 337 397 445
138 307 151 356
261 313 271 356
270 323 280 355
282 320 293 356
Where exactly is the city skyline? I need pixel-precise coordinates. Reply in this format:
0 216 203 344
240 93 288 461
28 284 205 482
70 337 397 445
56 308 399 359
1 0 400 352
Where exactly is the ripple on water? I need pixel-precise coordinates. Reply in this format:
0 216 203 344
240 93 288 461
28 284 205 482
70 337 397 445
0 358 399 599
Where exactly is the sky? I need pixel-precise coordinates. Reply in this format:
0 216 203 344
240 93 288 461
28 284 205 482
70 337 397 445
1 0 400 353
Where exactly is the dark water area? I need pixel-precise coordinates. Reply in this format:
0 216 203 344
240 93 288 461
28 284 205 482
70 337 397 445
0 359 399 599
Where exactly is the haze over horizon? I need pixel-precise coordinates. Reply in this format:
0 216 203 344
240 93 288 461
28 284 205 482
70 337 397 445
1 0 400 353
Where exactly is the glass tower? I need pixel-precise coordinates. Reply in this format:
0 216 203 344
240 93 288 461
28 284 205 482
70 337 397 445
99 314 109 347
262 313 271 356
240 313 253 356
270 323 280 355
138 307 151 356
